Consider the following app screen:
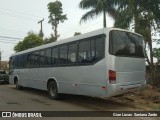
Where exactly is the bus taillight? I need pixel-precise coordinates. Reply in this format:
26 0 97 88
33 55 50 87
109 70 116 84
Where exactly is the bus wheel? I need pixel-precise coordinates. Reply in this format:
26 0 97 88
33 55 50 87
48 81 59 100
15 80 23 90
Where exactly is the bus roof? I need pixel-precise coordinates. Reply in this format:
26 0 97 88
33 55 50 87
11 27 142 57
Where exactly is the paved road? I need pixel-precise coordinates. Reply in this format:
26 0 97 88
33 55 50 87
0 84 159 120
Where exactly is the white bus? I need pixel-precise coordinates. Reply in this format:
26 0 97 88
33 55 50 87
9 28 146 99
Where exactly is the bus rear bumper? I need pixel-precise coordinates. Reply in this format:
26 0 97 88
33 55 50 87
106 81 146 97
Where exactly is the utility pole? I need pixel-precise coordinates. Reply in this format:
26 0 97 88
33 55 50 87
38 18 44 38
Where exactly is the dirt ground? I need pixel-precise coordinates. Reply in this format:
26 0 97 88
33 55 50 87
109 85 160 111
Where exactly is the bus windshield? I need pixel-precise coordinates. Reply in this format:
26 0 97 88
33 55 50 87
109 30 145 58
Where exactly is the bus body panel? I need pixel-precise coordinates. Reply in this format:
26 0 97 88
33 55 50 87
106 55 146 97
10 59 107 97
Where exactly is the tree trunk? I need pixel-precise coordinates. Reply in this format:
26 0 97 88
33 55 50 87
134 2 139 33
102 0 106 28
147 22 155 85
134 15 138 33
54 21 58 41
103 8 106 28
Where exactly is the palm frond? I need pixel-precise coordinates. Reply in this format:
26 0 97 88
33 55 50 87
80 8 102 24
114 9 133 29
79 0 98 9
106 7 117 19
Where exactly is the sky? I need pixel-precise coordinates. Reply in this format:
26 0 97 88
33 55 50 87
0 0 114 61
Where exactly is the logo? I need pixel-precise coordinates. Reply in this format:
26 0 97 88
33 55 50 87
2 112 11 117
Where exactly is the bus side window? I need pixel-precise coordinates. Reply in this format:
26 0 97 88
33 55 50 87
59 45 68 65
95 38 104 60
23 54 27 68
19 55 24 68
30 52 35 67
40 50 45 67
26 53 31 68
33 51 40 67
78 40 91 64
52 47 58 65
91 39 96 61
68 43 77 64
45 48 52 66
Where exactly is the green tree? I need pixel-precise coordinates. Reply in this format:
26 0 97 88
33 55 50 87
14 32 43 52
74 32 81 36
79 0 116 27
48 1 67 40
113 0 140 31
44 33 57 44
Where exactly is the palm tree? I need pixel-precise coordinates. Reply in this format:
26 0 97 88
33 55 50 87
79 0 116 27
113 0 141 32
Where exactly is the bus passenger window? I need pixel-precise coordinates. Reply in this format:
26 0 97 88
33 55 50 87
95 38 104 60
68 43 77 64
45 48 52 66
52 47 58 65
59 45 68 65
40 50 45 67
78 40 91 64
90 39 96 61
26 54 30 68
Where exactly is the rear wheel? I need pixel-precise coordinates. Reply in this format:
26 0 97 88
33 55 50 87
15 80 23 90
48 81 59 100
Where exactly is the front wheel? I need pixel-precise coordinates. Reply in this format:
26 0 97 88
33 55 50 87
48 81 59 100
15 80 23 90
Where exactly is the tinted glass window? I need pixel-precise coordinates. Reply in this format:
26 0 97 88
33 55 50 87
78 40 91 64
90 39 96 62
78 36 105 64
45 48 52 66
59 45 68 64
30 53 35 67
22 54 27 68
40 50 45 66
110 31 144 58
14 56 18 68
95 38 105 60
33 51 40 67
52 47 58 65
26 54 30 68
68 43 77 64
18 55 23 68
17 56 21 68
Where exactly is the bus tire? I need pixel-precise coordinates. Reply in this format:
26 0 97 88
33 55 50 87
48 81 59 100
15 79 23 90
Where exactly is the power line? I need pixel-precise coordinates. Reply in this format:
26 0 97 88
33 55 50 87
0 11 38 21
0 7 42 19
0 26 28 35
0 29 26 37
0 41 17 44
0 36 22 40
0 38 21 42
